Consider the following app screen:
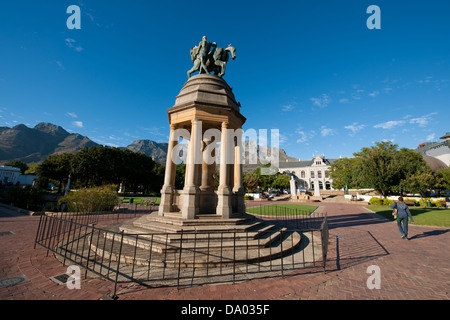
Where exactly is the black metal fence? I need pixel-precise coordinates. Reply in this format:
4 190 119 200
34 206 329 299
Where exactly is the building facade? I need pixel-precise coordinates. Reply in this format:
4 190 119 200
0 166 21 185
278 155 340 192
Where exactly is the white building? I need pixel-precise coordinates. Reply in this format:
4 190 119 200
0 166 21 185
278 155 340 192
416 132 450 168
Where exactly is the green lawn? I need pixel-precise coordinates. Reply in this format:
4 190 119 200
121 196 161 205
247 204 318 216
367 205 450 228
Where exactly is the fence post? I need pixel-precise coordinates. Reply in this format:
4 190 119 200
85 224 95 278
112 230 125 299
34 214 44 249
321 215 329 273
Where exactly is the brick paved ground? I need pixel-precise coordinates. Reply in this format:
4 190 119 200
0 201 449 301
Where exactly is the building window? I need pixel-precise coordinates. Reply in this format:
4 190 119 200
325 170 329 178
318 171 322 178
311 171 315 178
301 171 305 178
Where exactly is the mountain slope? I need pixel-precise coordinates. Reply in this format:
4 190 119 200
0 122 98 163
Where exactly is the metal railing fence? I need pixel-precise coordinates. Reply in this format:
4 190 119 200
34 206 329 299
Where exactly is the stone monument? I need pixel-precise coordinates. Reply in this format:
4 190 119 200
159 73 246 219
105 37 303 276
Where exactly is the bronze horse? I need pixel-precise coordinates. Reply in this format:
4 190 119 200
187 44 236 78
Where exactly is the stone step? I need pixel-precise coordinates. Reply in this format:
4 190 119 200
104 228 287 253
88 228 302 267
125 215 262 234
136 212 254 227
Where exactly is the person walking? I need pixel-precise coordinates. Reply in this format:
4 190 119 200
390 196 414 240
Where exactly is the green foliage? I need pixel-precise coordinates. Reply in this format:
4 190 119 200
438 167 450 190
330 157 364 190
404 198 419 206
243 167 291 192
38 146 165 193
244 195 254 200
175 164 186 190
5 161 28 174
3 186 45 211
331 141 444 197
369 197 384 205
243 172 259 192
418 198 445 208
58 185 118 213
382 198 394 206
273 173 291 189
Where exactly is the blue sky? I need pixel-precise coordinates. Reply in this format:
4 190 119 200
0 0 449 161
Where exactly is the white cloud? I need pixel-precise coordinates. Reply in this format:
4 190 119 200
56 60 65 70
373 113 437 130
320 126 336 137
339 98 349 103
374 120 405 129
409 113 436 127
72 121 84 128
295 127 314 144
426 133 436 141
281 104 294 112
296 131 308 143
310 94 331 108
65 38 84 52
66 112 78 118
368 91 379 98
344 122 366 135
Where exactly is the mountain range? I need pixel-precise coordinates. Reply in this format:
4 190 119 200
0 122 295 166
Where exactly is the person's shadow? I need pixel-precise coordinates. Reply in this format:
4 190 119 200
409 229 449 240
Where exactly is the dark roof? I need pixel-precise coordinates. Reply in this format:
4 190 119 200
440 132 450 139
422 155 448 171
278 158 342 169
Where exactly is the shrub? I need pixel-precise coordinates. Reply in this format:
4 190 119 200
58 185 118 213
2 186 45 211
382 198 394 206
244 195 254 200
369 197 383 205
404 198 419 206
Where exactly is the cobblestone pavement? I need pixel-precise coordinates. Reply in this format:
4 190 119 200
0 201 449 301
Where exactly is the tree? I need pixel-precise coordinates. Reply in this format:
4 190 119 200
37 153 73 192
438 167 450 190
402 167 445 200
354 141 402 197
38 146 165 193
336 141 434 197
272 173 290 190
5 161 28 174
243 172 259 192
329 157 363 190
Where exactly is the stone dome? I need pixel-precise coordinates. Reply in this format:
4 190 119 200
173 74 240 112
422 155 448 171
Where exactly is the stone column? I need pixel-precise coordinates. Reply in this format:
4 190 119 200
216 121 232 218
159 124 178 216
181 119 200 219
